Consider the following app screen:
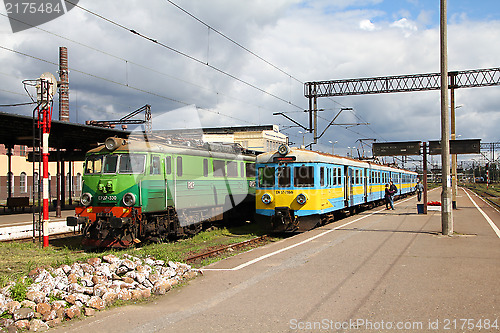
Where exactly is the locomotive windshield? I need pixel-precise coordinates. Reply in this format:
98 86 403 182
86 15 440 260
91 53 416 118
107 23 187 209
84 155 103 174
119 154 146 174
294 166 315 187
102 155 118 174
277 166 291 187
258 166 275 187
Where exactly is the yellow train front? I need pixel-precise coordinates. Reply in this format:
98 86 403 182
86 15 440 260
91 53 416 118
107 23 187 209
255 145 418 232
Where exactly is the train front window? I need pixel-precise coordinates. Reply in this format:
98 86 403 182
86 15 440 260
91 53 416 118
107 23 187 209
294 166 314 187
102 155 118 174
277 166 291 187
84 155 103 174
119 154 146 174
258 166 275 187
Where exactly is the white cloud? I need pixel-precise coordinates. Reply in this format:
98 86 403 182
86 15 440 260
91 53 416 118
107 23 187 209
390 18 418 37
359 19 377 31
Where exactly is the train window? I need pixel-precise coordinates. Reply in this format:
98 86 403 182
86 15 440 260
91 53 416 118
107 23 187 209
333 168 337 185
337 168 342 185
165 156 172 175
213 160 226 177
119 154 146 174
294 166 314 187
203 159 208 177
355 169 359 184
278 166 291 187
177 156 183 177
240 162 244 178
258 166 275 187
102 155 118 174
320 167 325 186
84 155 103 174
227 161 238 177
245 163 256 178
150 155 161 175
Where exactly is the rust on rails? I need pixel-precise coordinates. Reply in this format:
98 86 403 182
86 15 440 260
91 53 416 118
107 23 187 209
185 235 268 263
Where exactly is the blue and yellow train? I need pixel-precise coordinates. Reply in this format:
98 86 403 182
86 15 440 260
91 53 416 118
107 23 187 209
255 145 418 232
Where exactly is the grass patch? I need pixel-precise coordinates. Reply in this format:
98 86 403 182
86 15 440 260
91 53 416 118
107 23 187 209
463 182 500 196
0 224 277 288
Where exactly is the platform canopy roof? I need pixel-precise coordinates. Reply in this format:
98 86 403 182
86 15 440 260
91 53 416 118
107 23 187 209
0 111 130 160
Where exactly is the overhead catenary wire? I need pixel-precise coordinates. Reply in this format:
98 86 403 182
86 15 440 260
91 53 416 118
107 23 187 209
63 0 303 110
0 101 37 107
0 44 190 106
0 13 279 118
164 0 303 85
165 0 352 114
0 45 254 124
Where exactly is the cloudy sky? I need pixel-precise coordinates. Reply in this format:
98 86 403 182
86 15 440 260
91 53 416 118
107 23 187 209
0 0 499 166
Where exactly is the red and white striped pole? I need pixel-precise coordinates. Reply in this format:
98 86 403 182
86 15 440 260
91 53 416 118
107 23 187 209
37 74 55 248
42 106 50 248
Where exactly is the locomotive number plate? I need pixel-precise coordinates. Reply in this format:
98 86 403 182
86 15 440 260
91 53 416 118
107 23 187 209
98 195 117 202
275 190 293 194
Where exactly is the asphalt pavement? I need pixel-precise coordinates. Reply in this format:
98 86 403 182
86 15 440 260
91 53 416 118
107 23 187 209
50 187 500 333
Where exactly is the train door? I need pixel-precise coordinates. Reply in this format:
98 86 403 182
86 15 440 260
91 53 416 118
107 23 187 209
164 155 174 208
344 166 354 207
363 168 368 203
143 154 166 212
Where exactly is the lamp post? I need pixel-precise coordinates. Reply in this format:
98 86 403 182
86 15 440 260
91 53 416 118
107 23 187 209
298 131 305 147
348 146 353 158
329 140 338 155
450 104 462 209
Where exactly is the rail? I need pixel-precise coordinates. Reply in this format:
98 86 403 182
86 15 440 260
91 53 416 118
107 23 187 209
185 235 268 263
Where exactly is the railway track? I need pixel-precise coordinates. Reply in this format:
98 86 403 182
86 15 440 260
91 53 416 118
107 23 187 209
464 185 500 210
185 235 268 263
0 231 81 243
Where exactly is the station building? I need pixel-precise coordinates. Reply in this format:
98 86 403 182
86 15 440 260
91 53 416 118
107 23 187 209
0 145 83 202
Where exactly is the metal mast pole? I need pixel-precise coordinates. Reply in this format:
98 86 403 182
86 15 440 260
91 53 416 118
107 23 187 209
440 0 453 235
423 142 428 214
450 73 458 209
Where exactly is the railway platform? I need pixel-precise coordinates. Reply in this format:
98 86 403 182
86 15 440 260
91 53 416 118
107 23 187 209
0 205 77 241
49 187 500 332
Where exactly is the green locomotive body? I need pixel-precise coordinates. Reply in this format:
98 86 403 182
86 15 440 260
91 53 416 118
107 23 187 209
68 137 256 248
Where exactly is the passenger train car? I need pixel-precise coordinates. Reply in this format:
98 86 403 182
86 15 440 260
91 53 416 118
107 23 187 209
255 145 417 232
67 137 256 248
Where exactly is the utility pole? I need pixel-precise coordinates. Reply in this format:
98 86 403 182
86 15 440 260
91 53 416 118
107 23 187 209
423 142 428 214
450 72 458 209
440 0 453 235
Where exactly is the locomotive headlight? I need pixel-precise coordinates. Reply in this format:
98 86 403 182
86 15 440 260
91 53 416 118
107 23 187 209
277 144 290 156
296 193 307 205
122 192 136 207
261 193 273 205
105 137 126 151
80 193 92 207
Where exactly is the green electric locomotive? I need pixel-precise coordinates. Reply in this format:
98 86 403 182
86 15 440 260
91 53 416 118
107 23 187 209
67 137 256 248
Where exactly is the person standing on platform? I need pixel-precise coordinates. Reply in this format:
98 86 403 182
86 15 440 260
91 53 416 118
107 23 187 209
385 184 394 210
415 179 424 202
389 180 397 210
